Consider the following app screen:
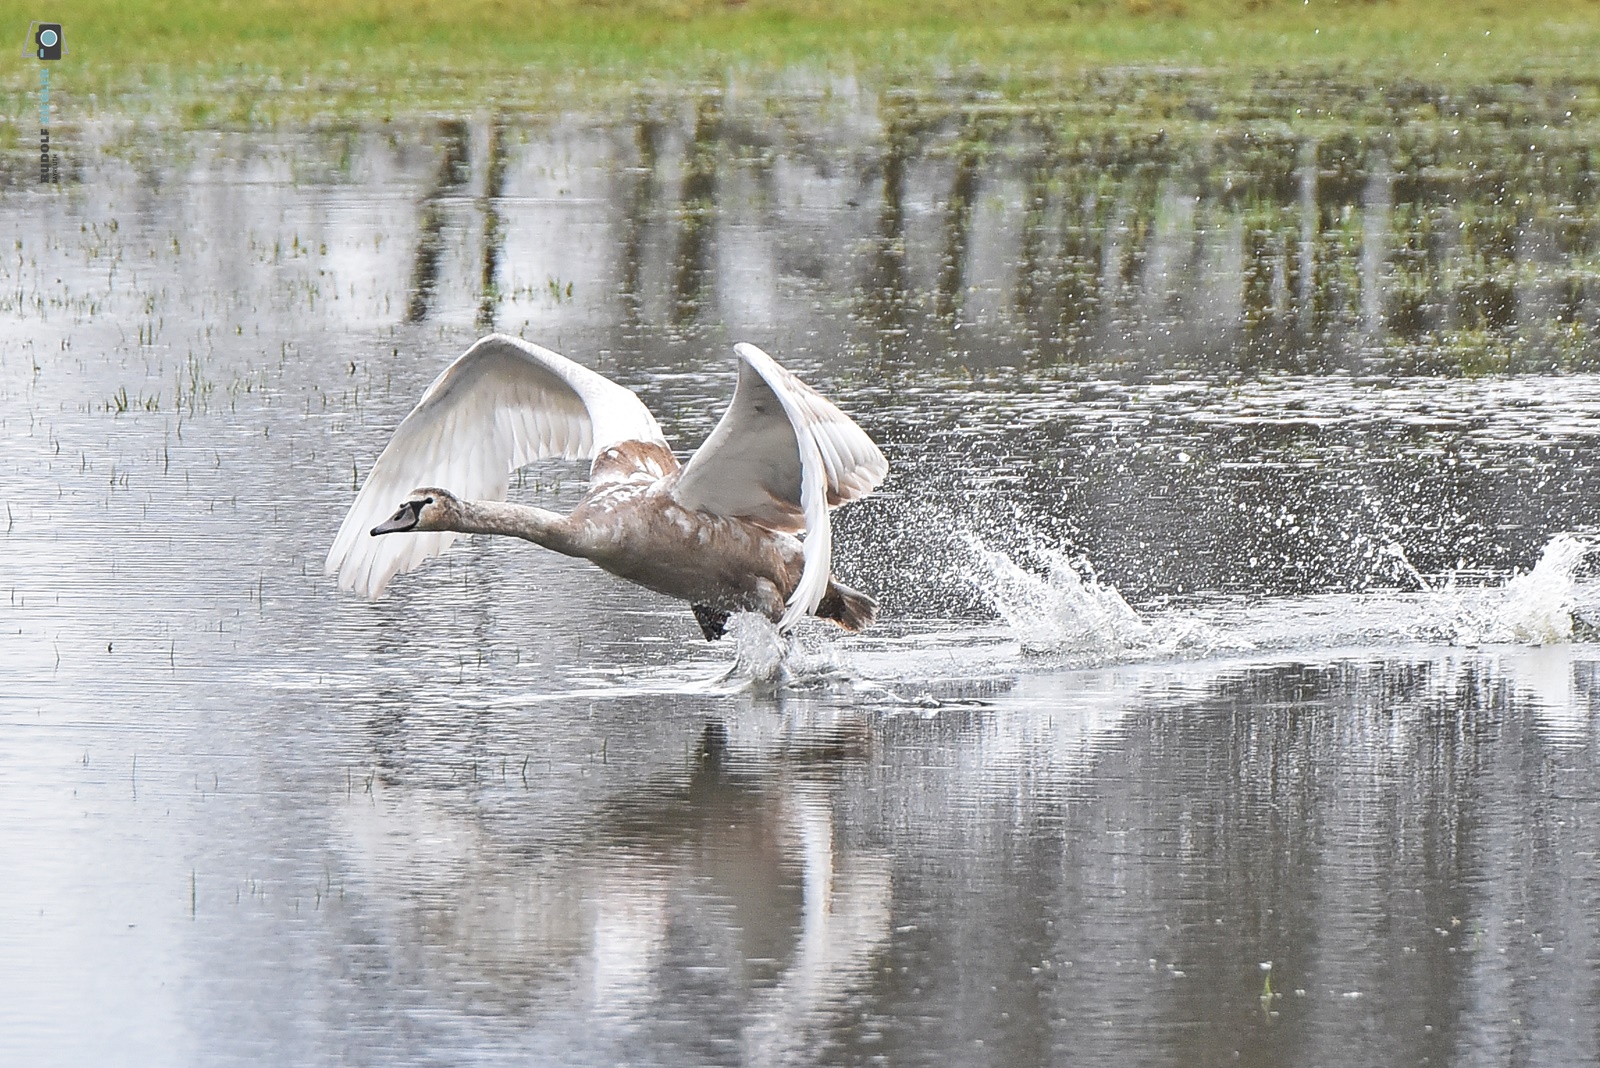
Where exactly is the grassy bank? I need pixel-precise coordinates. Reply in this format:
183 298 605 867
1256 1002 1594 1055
6 0 1600 119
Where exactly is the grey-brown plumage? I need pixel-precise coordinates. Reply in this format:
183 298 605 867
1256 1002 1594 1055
327 335 887 639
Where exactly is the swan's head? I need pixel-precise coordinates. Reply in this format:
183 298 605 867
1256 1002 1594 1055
370 487 462 536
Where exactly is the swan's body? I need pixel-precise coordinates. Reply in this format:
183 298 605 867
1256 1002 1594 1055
325 335 888 638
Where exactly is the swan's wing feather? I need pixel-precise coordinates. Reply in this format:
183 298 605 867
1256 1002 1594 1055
327 334 664 598
672 343 888 628
673 345 888 528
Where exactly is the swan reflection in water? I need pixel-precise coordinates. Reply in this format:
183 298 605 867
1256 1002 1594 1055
335 718 891 1058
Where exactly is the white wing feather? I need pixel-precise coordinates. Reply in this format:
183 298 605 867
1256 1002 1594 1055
326 334 664 598
672 343 888 630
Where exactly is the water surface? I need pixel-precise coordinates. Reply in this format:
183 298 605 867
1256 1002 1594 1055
4 75 1600 1066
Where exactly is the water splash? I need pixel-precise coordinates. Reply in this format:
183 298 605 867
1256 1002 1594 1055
967 538 1147 656
721 613 850 688
721 613 789 683
1412 532 1593 645
1375 539 1435 590
964 535 1235 660
966 531 1597 664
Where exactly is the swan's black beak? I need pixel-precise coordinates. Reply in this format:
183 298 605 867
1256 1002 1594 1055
371 500 421 536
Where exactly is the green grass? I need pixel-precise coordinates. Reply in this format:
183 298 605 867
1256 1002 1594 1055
6 0 1600 119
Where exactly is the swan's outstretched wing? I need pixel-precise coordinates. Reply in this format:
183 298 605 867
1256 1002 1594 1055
327 333 665 598
672 343 888 629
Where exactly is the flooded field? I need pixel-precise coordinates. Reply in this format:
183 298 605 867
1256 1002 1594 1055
6 73 1600 1065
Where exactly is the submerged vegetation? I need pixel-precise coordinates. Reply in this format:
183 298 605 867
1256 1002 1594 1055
3 0 1600 119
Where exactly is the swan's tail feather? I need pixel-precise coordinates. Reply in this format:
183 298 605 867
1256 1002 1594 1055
816 582 877 632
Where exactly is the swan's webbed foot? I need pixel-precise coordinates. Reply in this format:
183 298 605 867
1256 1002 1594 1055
692 604 731 641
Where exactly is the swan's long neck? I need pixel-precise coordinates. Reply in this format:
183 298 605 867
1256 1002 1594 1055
454 499 582 557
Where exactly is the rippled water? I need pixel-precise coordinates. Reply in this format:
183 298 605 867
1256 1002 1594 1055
5 77 1600 1065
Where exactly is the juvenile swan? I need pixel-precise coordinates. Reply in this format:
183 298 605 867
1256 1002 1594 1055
325 334 889 639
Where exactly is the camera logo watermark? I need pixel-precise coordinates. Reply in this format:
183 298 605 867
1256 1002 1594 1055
22 21 66 184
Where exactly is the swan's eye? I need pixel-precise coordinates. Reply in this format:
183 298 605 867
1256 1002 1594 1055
422 496 435 505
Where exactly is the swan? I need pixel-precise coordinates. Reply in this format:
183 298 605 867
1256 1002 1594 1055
325 334 889 639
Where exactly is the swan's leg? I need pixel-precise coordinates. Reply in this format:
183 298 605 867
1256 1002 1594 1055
751 578 787 623
692 605 730 641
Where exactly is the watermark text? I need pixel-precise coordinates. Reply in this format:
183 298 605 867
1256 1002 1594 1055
24 21 64 184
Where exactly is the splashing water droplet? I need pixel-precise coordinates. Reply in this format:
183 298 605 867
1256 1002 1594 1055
720 613 850 688
1500 534 1591 644
964 535 1155 657
1419 532 1593 645
962 531 1595 664
723 613 788 684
